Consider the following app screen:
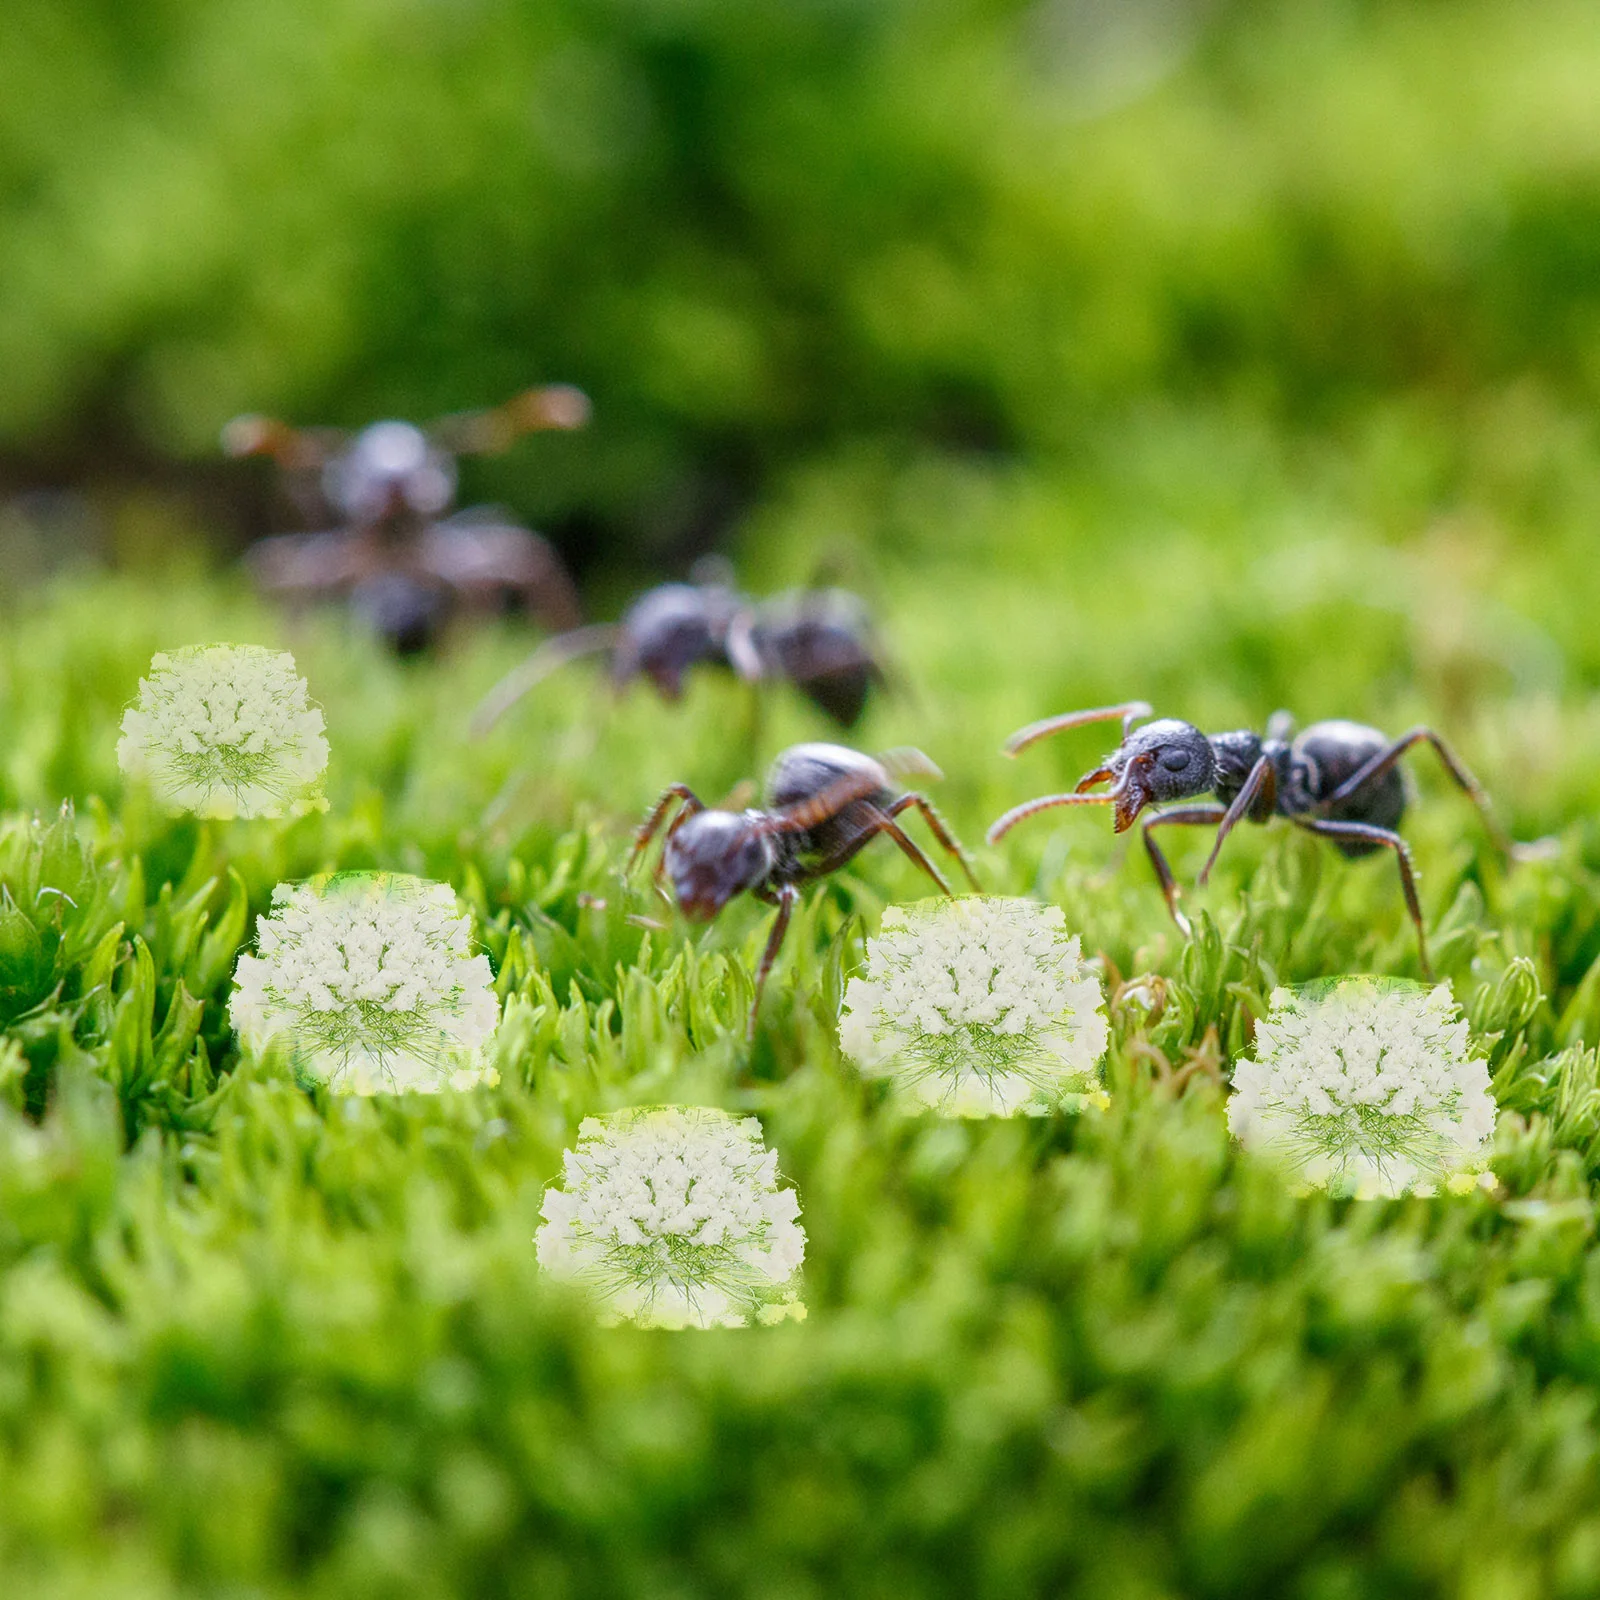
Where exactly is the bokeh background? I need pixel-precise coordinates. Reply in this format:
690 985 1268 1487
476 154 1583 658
5 0 1600 606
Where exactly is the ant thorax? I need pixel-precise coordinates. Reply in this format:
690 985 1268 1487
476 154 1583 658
1208 729 1291 819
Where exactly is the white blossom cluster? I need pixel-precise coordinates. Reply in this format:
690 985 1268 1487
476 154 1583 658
118 644 329 818
230 873 500 1094
536 1107 806 1329
840 897 1109 1116
1227 979 1496 1197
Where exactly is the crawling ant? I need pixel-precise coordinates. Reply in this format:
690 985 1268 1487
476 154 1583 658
224 386 589 655
470 576 886 735
746 588 886 728
987 702 1536 974
633 742 981 1037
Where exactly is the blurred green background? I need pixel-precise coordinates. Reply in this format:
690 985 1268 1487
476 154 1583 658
5 0 1600 590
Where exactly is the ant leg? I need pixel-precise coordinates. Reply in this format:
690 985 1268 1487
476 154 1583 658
1003 701 1153 758
778 806 957 897
857 805 955 896
1196 756 1277 886
798 828 879 881
724 607 766 684
796 806 944 886
1319 727 1516 859
1293 817 1431 978
1140 805 1228 938
748 883 799 1040
222 414 329 470
630 785 704 875
741 679 765 757
887 793 983 891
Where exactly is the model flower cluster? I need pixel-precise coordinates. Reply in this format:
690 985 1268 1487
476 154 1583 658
229 872 500 1094
118 644 329 818
535 1107 806 1328
1226 978 1496 1197
840 897 1108 1116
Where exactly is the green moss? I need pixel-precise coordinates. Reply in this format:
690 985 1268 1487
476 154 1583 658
0 514 1597 1593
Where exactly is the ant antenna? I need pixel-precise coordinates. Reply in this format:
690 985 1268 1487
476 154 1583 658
1003 702 1152 758
434 386 592 455
470 623 620 737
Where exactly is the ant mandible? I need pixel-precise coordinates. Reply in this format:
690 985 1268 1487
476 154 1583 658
987 702 1535 975
633 742 981 1037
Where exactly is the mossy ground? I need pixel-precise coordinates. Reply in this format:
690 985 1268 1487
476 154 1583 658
7 407 1600 1599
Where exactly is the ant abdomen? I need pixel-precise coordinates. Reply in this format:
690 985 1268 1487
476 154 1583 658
1291 721 1408 851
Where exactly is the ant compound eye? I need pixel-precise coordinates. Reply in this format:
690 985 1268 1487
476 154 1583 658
1159 747 1192 772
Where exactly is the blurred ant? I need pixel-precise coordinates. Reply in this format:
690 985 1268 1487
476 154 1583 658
746 588 887 727
988 702 1539 974
470 573 886 735
224 385 589 655
633 742 981 1037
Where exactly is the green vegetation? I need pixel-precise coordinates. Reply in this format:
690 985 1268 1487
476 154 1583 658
8 0 1600 1594
3 468 1600 1594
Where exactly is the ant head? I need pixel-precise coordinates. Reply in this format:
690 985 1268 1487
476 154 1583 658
1080 718 1215 832
327 421 457 524
663 810 777 920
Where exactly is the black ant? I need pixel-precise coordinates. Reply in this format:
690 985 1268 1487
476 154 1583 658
470 577 886 736
224 386 589 655
632 742 981 1037
745 588 886 727
987 702 1536 974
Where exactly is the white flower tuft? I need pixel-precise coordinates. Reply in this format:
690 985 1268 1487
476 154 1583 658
118 644 329 819
839 897 1109 1116
1227 978 1496 1197
229 872 500 1094
535 1107 806 1329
